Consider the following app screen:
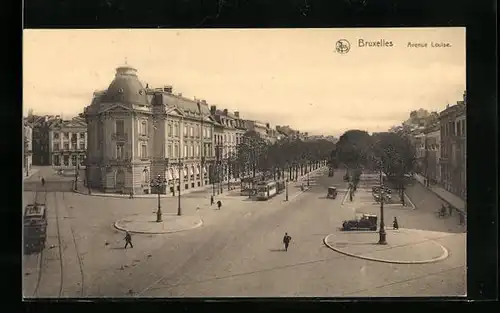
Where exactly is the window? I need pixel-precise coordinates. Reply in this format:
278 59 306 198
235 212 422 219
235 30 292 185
174 145 178 158
141 144 147 158
116 144 124 159
63 143 69 150
80 133 85 139
184 125 188 136
79 155 86 166
116 120 125 134
196 146 200 157
63 132 69 139
141 121 147 135
53 132 60 140
71 155 77 166
63 155 69 166
190 145 194 157
80 142 86 150
184 145 188 157
53 155 60 166
168 124 173 136
53 143 60 151
189 126 194 137
174 124 179 137
168 145 173 157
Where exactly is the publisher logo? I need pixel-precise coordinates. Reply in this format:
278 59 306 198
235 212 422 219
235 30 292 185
336 39 351 54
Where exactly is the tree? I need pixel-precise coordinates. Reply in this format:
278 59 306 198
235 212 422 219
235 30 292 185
336 130 373 170
371 132 416 205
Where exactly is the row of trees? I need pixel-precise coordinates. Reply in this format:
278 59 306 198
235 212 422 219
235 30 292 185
232 130 335 181
334 129 416 204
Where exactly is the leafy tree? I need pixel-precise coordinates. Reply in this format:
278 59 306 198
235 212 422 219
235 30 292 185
371 132 416 205
336 130 373 170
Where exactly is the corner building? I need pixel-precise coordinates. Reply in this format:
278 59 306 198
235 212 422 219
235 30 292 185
84 65 215 194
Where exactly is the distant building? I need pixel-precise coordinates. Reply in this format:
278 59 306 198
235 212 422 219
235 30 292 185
49 117 87 169
29 115 60 166
23 121 33 175
210 106 239 182
245 119 268 139
439 92 466 200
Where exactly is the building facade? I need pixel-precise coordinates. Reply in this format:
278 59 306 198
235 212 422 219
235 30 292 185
245 119 269 140
413 132 426 174
84 65 215 195
23 121 33 175
210 106 239 183
30 115 59 165
49 117 88 169
439 95 466 200
423 126 441 184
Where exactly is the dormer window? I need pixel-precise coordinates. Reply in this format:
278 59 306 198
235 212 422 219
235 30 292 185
118 88 124 93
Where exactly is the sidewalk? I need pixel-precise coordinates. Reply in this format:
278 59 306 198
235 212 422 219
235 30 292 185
414 174 466 214
22 169 40 180
73 166 328 200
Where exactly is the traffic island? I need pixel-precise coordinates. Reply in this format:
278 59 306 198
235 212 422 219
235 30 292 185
323 229 449 264
114 214 203 234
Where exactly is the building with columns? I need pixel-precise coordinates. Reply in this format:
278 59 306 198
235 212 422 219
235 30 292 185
49 117 88 169
84 65 215 194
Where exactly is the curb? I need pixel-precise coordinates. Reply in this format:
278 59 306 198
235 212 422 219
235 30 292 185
323 231 449 265
114 217 204 235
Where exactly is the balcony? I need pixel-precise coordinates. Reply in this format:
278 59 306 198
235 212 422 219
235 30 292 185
112 133 128 142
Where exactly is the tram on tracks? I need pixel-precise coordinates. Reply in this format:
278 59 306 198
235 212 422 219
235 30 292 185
23 201 48 252
256 181 279 201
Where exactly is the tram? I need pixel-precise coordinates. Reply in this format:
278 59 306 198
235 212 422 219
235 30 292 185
256 181 278 200
23 203 48 252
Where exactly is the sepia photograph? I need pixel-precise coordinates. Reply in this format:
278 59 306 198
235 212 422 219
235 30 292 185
23 28 466 298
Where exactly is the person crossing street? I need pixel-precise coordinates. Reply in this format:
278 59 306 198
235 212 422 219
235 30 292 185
283 232 292 252
124 231 133 249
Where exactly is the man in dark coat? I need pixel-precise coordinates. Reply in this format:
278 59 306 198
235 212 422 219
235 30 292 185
217 200 222 210
393 217 399 230
124 231 133 249
283 232 292 252
210 195 214 206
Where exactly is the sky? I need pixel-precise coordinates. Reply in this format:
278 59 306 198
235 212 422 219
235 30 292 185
23 28 465 136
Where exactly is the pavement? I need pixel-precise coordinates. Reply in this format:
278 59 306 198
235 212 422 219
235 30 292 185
22 166 465 298
324 229 449 264
413 174 466 214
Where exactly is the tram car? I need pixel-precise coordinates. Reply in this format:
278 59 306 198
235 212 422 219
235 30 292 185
276 180 286 194
23 204 48 252
256 181 278 200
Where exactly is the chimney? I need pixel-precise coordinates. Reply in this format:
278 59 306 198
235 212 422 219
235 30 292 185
223 109 228 115
234 111 239 118
210 105 217 115
163 85 172 93
266 123 270 128
201 100 207 105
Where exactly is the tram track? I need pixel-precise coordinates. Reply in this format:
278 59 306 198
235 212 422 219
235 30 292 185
57 191 86 297
32 249 45 297
52 192 65 297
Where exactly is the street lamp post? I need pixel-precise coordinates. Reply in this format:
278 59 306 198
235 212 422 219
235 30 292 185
378 167 387 245
285 178 289 201
177 161 183 216
149 173 167 223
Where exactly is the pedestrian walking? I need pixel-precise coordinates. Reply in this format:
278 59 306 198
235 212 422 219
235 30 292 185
217 200 222 210
129 191 134 199
393 217 399 230
283 232 292 252
124 231 133 249
210 195 214 206
41 177 45 187
448 205 453 216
